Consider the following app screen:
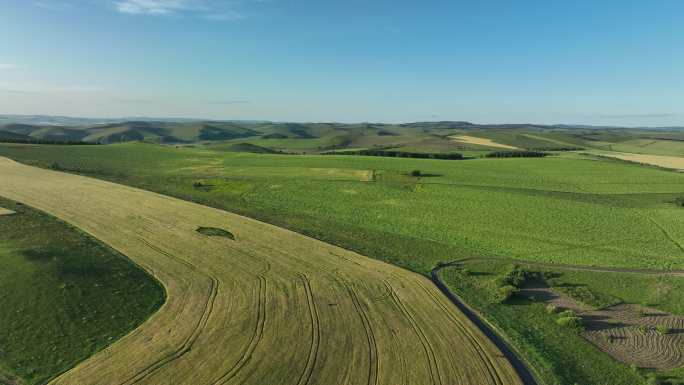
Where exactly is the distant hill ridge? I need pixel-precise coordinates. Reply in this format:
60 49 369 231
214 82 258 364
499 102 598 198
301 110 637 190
1 115 683 155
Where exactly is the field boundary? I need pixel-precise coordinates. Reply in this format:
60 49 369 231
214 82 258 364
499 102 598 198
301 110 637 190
433 256 684 385
430 263 539 385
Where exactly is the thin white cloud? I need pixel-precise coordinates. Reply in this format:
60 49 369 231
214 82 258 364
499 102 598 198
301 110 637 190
0 64 17 70
115 0 195 15
112 0 258 20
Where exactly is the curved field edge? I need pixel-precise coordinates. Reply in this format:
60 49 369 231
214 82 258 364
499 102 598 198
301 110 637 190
0 196 165 385
0 157 523 385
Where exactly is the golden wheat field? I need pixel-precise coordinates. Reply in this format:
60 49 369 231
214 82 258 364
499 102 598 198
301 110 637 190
597 152 684 171
450 135 520 150
0 157 521 385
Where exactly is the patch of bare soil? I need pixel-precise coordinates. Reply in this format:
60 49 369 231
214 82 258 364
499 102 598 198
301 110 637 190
519 284 684 369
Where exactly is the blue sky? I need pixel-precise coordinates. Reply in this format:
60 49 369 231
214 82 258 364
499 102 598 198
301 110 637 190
1 0 683 125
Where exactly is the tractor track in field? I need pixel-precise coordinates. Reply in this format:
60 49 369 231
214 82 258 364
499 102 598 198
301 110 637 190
384 281 443 385
119 239 220 385
414 280 506 385
213 275 267 385
343 282 379 385
296 274 321 385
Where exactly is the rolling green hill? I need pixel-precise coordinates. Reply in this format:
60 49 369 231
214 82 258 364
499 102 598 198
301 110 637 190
2 120 684 159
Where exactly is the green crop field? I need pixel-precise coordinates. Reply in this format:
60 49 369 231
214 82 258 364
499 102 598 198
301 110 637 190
0 197 164 385
1 142 682 272
1 137 683 385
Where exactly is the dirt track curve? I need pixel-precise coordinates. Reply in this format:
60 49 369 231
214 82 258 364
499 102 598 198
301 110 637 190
0 157 523 385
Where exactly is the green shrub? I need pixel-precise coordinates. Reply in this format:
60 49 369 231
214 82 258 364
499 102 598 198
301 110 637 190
655 325 671 335
494 285 518 303
556 316 583 329
675 197 684 207
410 170 422 177
636 325 649 334
545 304 558 314
496 264 542 288
196 226 235 240
558 310 577 318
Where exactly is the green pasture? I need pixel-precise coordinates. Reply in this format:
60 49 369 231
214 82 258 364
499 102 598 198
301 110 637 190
0 197 164 385
1 143 682 272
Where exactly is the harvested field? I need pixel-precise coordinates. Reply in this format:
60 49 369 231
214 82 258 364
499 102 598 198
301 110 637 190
450 135 520 150
597 152 684 171
0 157 522 385
519 285 684 370
0 207 15 215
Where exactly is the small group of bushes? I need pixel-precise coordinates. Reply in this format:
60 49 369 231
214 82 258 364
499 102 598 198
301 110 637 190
675 197 684 208
407 170 442 178
485 151 549 158
546 306 584 330
195 226 235 240
492 265 550 303
326 149 464 160
192 181 215 192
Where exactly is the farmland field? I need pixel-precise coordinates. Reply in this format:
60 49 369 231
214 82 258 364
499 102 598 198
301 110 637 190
591 151 684 171
1 141 684 385
0 157 522 385
450 135 520 150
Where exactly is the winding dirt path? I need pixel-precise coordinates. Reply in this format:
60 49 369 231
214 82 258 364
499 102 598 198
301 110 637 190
0 157 522 385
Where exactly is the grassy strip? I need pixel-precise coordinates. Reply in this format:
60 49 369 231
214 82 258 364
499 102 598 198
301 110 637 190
0 197 165 385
